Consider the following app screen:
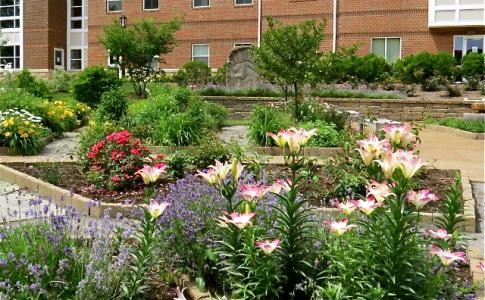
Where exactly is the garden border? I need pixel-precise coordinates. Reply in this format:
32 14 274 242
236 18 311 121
147 146 343 157
0 134 55 156
425 124 485 140
0 163 476 233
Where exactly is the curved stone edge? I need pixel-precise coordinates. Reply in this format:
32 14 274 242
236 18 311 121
425 124 485 140
0 134 56 156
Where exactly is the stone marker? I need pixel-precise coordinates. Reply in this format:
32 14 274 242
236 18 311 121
226 46 259 89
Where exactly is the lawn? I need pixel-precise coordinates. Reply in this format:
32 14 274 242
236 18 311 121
425 118 485 133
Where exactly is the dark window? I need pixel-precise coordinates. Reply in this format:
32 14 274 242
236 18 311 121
235 0 252 5
108 0 122 12
70 49 82 70
55 49 64 67
144 0 158 10
193 0 209 7
0 45 20 69
71 20 82 29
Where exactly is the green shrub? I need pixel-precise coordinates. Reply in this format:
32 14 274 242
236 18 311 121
355 54 391 83
79 121 122 159
174 61 211 87
464 76 480 91
445 82 462 97
421 77 442 92
203 101 227 128
15 69 51 98
71 65 121 106
48 69 73 92
249 105 292 146
152 112 206 146
211 62 228 85
296 100 350 131
188 135 233 169
394 51 456 84
461 53 484 79
97 89 128 121
173 87 193 109
301 120 341 147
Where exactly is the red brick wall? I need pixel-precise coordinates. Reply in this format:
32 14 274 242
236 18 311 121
23 0 66 70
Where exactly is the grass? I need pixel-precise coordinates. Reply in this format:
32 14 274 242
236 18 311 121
224 119 251 126
425 118 485 133
310 88 404 99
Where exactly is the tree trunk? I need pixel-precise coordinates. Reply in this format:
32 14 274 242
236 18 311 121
293 82 299 120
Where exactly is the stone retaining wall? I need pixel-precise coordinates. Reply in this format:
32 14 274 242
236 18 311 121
203 96 478 121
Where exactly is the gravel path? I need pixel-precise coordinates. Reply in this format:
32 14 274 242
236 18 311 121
218 125 249 147
39 131 81 160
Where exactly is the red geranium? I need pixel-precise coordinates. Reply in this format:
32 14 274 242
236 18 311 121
111 149 126 161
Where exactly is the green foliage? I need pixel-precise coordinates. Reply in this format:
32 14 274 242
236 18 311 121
188 135 234 169
425 118 485 133
211 62 228 85
174 61 211 87
422 76 442 92
152 113 206 146
436 173 465 234
101 18 181 97
460 52 484 79
48 69 73 92
198 87 283 97
71 65 122 106
445 82 462 97
38 162 62 185
249 105 292 146
301 120 340 147
354 54 392 83
203 101 227 128
318 46 359 84
310 88 403 99
79 121 122 160
97 89 128 122
15 69 51 98
290 99 350 131
253 17 325 118
394 51 457 84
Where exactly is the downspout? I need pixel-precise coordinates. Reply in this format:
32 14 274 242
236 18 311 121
257 0 262 47
332 0 338 52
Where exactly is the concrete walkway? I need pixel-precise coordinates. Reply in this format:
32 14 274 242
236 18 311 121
218 125 249 147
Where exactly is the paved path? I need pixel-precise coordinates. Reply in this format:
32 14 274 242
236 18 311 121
218 125 249 148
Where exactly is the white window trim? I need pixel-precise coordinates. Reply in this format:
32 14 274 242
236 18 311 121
429 0 485 27
107 0 122 12
234 0 253 6
193 0 210 8
0 44 21 70
453 34 485 58
69 48 83 70
143 0 159 11
370 37 402 61
192 44 210 66
54 48 64 69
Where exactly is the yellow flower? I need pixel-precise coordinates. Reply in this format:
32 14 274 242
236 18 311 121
47 111 54 116
24 121 30 125
28 129 35 134
88 120 95 126
4 132 11 137
18 129 24 135
20 133 28 138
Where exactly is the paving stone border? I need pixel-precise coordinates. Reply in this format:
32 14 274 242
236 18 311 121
0 134 55 156
425 124 485 140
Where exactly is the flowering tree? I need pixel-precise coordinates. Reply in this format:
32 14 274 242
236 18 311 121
101 19 181 98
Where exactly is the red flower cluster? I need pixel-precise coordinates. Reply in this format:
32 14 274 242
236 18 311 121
85 130 152 191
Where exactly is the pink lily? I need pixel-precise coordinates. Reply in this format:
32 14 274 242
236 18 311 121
407 189 439 210
266 131 287 148
366 180 395 203
335 200 359 216
224 212 256 229
394 150 430 179
239 184 269 202
299 128 318 145
357 199 384 216
147 200 169 219
135 163 167 185
374 151 399 179
430 244 466 266
427 228 452 241
381 124 416 147
478 261 485 272
271 127 317 154
325 218 357 235
173 287 187 300
196 160 231 187
356 135 391 166
255 239 281 255
268 179 292 194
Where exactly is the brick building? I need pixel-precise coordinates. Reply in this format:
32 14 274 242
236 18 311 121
1 0 484 72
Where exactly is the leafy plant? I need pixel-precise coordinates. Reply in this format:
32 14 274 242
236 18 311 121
15 69 51 99
301 120 341 147
48 69 73 92
38 162 62 185
249 105 292 146
422 77 442 92
71 65 122 107
97 89 128 122
445 81 462 97
174 61 212 87
460 53 484 80
394 51 456 84
436 173 465 235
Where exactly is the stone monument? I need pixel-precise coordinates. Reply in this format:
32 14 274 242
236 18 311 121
226 46 259 89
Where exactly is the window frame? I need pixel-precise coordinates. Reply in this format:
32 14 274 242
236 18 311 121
453 34 485 61
54 48 64 69
370 37 402 62
234 0 253 6
192 44 210 66
70 0 83 30
0 0 21 31
0 45 20 69
143 0 159 11
107 0 122 12
234 43 252 47
70 48 83 70
193 0 210 8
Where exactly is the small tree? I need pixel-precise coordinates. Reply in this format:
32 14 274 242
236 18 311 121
101 18 181 98
253 17 325 119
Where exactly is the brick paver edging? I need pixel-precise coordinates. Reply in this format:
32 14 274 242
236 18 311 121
425 124 485 140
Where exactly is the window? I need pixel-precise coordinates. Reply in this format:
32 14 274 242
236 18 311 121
70 0 83 29
0 0 20 29
70 49 82 70
0 45 20 69
107 50 120 66
192 44 209 65
234 43 252 47
143 0 158 10
371 37 401 62
107 0 122 12
193 0 209 8
454 35 484 62
235 0 252 5
54 48 64 69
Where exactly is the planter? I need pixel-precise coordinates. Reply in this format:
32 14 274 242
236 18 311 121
0 134 55 156
425 124 485 140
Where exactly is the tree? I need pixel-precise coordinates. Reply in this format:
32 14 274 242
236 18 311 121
101 18 181 98
252 17 325 119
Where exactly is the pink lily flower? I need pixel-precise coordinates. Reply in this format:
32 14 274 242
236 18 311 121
381 124 416 147
366 180 395 203
394 150 430 179
299 128 318 145
325 218 357 235
224 212 256 229
357 199 384 216
266 131 287 148
173 287 187 300
239 184 269 202
135 163 167 185
407 189 439 210
375 151 399 179
196 160 231 187
356 135 391 166
147 200 169 219
335 200 359 216
478 261 485 272
427 228 452 241
430 244 466 266
268 179 292 194
255 239 281 255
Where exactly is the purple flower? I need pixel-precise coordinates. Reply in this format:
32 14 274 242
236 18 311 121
0 259 6 268
29 283 40 292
